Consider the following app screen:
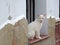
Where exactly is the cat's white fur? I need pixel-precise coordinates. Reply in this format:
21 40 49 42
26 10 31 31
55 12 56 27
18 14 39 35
27 15 45 39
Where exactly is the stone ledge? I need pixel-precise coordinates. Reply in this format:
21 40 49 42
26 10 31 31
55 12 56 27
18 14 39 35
28 35 49 44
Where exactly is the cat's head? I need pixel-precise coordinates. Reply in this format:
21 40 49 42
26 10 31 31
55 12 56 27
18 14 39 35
37 15 46 23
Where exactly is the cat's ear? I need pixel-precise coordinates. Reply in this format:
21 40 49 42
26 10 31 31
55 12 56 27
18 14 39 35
37 14 43 17
36 14 40 19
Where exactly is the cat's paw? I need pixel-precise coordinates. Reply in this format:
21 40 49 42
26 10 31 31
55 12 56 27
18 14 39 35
36 36 42 39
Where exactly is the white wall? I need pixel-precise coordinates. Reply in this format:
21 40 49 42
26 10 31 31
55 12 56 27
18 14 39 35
0 0 26 25
35 0 59 18
47 0 59 18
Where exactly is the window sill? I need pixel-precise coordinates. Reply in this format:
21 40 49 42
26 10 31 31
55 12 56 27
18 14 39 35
28 35 49 44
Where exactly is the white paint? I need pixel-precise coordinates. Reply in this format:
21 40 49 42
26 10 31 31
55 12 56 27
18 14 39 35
0 0 26 26
47 0 59 19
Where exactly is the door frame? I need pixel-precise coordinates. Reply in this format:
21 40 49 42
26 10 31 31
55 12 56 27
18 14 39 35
59 0 60 18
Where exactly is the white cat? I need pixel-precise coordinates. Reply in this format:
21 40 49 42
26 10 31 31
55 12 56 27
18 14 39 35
27 15 45 39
